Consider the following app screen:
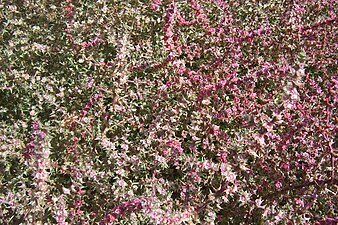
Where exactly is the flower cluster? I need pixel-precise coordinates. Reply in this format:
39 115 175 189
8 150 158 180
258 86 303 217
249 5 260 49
54 196 69 225
101 199 143 224
82 37 104 49
0 0 337 224
22 121 51 222
24 122 50 191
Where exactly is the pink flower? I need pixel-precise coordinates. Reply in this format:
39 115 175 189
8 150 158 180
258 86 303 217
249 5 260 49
166 139 183 155
295 199 304 207
275 180 283 191
281 163 290 171
174 216 181 223
121 144 129 150
75 201 83 208
151 3 160 11
77 209 83 215
106 214 117 223
204 160 211 170
208 28 216 35
211 125 220 135
227 172 236 183
255 198 265 208
233 97 240 104
167 218 173 224
178 67 185 75
35 171 47 180
181 212 189 220
250 92 257 99
232 63 239 68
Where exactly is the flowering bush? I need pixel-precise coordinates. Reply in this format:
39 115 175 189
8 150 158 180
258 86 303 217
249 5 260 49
0 0 337 224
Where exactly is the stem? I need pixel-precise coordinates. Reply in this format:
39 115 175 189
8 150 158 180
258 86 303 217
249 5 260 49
262 178 338 201
329 143 336 184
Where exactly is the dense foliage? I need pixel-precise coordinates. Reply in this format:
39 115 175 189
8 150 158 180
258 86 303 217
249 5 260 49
0 0 337 224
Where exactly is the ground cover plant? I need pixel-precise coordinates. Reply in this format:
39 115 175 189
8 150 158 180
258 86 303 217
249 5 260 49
0 0 337 224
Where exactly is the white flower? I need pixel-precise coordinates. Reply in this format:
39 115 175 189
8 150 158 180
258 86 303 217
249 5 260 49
118 180 127 187
255 198 265 208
